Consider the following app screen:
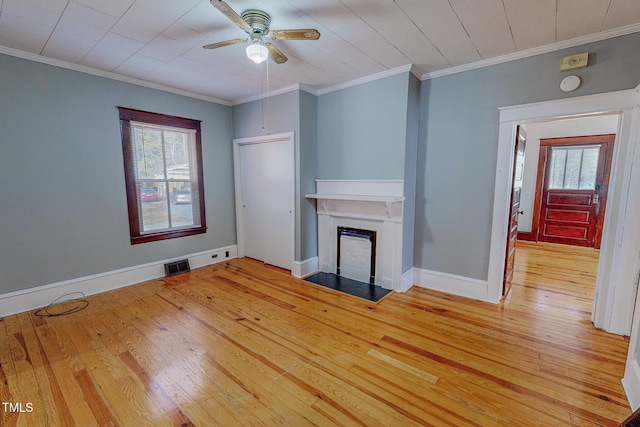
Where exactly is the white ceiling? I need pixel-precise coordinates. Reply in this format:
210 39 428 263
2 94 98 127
1 0 640 104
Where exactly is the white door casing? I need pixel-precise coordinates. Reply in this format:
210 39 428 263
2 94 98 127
621 85 640 409
491 88 640 336
234 132 295 271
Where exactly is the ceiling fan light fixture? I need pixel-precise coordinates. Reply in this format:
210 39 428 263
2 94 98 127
246 42 268 64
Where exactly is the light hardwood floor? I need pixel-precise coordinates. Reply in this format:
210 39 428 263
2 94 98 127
0 241 631 426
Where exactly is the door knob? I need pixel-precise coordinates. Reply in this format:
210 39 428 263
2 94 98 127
518 210 524 215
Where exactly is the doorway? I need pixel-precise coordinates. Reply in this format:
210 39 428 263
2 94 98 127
233 132 295 271
490 88 640 336
504 119 617 301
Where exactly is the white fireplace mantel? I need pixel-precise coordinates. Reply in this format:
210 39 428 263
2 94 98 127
306 180 405 291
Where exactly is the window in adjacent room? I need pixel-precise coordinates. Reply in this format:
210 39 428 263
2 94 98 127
548 145 601 190
118 107 206 244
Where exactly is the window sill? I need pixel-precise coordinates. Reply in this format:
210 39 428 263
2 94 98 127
130 226 207 245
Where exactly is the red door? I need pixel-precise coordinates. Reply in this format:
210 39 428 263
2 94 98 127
537 135 614 248
503 126 526 296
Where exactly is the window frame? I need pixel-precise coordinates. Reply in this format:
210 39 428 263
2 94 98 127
118 107 207 244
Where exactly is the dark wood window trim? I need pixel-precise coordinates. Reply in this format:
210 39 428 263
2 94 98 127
118 107 207 244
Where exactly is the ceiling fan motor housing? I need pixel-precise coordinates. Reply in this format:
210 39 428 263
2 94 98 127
241 9 271 35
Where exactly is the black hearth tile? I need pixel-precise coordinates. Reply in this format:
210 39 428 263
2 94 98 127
304 272 392 303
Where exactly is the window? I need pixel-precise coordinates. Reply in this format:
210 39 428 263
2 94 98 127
548 145 601 190
118 107 206 244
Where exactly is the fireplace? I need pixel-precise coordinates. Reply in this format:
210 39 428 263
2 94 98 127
337 226 377 284
306 180 406 291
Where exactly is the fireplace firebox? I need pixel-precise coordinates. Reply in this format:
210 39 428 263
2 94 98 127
336 227 377 284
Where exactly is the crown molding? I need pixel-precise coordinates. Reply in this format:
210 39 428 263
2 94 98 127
409 65 422 80
315 64 413 96
232 65 419 104
421 23 640 81
231 83 319 106
0 45 232 106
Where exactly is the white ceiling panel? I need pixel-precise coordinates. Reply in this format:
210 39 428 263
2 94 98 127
350 31 394 53
0 10 53 38
338 0 390 16
113 53 164 78
342 53 386 74
55 2 117 41
0 0 638 103
378 21 429 49
326 42 364 61
80 46 132 71
394 0 452 18
359 3 410 32
450 0 510 32
402 43 448 68
472 25 517 59
0 20 49 53
110 19 158 44
557 0 611 41
330 18 379 44
450 0 516 58
41 29 97 63
138 34 197 63
119 0 201 33
174 1 229 35
603 0 640 30
79 32 144 70
162 22 207 44
411 10 470 46
438 38 482 66
309 29 349 53
73 0 136 19
2 0 68 27
504 0 556 50
289 0 358 30
368 44 410 69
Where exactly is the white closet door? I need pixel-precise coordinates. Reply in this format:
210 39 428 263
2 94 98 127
239 143 264 261
238 138 294 270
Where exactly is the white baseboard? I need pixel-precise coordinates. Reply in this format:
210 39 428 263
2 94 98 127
0 245 238 318
292 257 319 278
623 360 640 411
399 268 414 293
413 267 489 301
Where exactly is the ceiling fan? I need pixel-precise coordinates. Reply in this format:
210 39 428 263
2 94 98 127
203 0 321 64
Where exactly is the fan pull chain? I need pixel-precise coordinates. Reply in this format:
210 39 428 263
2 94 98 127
261 57 271 135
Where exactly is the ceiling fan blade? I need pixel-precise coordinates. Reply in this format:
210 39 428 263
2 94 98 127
210 0 252 33
264 43 288 64
203 38 247 49
268 29 320 41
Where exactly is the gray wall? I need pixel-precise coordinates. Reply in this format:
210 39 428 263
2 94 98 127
4 30 639 296
402 73 420 274
317 73 409 179
0 54 236 294
299 90 318 261
232 90 299 139
232 90 318 262
415 32 640 280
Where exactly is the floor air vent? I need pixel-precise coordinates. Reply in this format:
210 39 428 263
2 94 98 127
164 259 190 277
